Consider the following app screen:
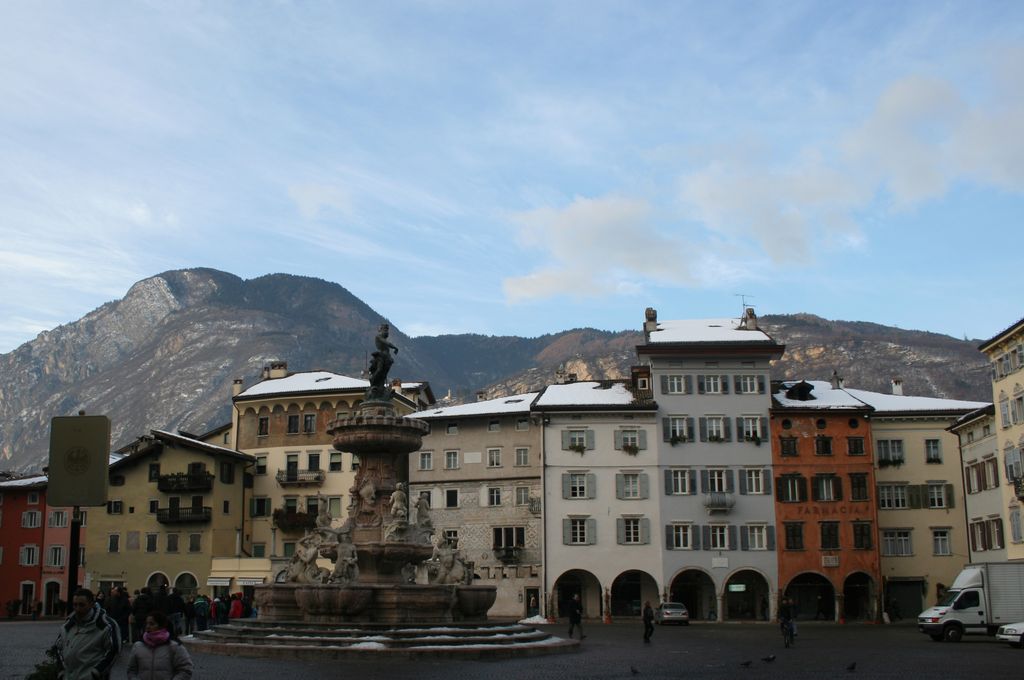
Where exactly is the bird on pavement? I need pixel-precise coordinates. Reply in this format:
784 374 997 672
740 660 752 668
762 655 776 663
847 662 857 672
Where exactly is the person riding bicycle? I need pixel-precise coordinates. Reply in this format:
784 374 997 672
778 596 797 642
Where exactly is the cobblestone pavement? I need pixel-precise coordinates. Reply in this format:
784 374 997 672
4 619 1020 680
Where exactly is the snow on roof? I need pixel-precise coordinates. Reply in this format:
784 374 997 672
773 381 869 409
536 381 642 407
412 393 539 419
646 318 774 344
843 388 989 414
236 371 368 398
0 474 47 488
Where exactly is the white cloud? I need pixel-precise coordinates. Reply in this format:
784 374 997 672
287 183 354 219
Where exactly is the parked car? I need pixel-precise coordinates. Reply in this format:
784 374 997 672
654 602 689 625
996 621 1024 648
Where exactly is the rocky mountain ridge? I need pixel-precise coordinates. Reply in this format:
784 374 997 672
0 268 992 473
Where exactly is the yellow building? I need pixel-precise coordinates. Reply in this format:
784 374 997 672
978 317 1024 562
84 430 255 597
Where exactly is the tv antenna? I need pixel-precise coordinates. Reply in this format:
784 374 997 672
735 293 755 315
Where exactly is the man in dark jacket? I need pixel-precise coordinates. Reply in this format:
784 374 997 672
567 593 585 640
56 588 121 680
104 586 132 644
131 587 154 643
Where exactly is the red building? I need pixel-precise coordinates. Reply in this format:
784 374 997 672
770 379 883 622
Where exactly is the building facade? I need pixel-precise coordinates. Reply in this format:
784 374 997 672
949 406 1009 562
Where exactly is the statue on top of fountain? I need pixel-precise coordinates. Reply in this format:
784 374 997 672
366 323 399 402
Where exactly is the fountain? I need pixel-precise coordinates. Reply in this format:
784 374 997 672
190 325 574 657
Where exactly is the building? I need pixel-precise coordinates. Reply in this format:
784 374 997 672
977 317 1024 562
636 308 784 622
537 379 659 622
408 392 543 618
948 406 1008 562
770 378 882 622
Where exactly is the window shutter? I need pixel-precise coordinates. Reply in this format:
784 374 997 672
691 524 701 550
684 375 693 394
735 417 744 440
249 498 256 517
562 519 571 545
641 518 651 544
689 470 697 493
725 469 735 493
687 417 695 440
908 485 923 509
697 375 706 394
945 484 955 508
702 525 712 550
734 376 742 393
638 430 647 449
585 430 595 450
834 477 843 501
562 474 571 499
660 375 669 394
757 375 766 394
614 430 623 450
699 418 708 442
586 473 597 499
775 476 784 497
665 524 674 549
738 471 748 495
723 418 732 442
616 518 625 545
639 474 650 499
561 431 571 450
664 470 673 495
766 526 776 550
760 417 769 437
662 418 671 442
763 469 772 495
728 525 737 550
740 526 750 550
720 375 730 394
811 478 821 501
586 518 597 545
615 474 625 500
798 476 808 502
700 469 709 493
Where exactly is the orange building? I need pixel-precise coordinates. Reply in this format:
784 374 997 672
770 379 882 622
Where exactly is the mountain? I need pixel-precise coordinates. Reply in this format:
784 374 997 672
0 269 992 473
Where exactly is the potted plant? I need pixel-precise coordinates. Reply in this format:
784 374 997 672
621 443 640 456
568 443 587 455
745 434 762 446
708 435 723 443
669 435 687 446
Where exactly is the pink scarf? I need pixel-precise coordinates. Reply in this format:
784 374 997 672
143 629 170 647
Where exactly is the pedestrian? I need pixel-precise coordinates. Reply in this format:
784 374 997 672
126 610 194 680
183 595 195 635
168 588 186 635
132 587 154 643
32 599 42 620
642 600 655 643
105 586 132 644
192 593 210 631
213 597 228 625
55 588 121 680
228 593 244 619
567 593 586 640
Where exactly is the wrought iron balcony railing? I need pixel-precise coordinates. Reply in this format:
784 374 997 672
156 506 212 524
157 472 214 493
275 469 326 486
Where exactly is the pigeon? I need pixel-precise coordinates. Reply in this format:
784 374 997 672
740 660 752 668
630 666 640 675
762 655 776 663
847 662 857 672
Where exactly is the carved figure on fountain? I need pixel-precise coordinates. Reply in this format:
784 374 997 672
328 532 360 586
366 323 398 402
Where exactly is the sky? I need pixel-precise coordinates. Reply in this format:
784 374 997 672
1 1 1022 354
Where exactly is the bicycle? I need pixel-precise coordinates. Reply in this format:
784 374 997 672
780 619 795 647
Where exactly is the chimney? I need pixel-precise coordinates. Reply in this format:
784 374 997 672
743 307 757 330
232 378 244 397
643 307 658 340
830 371 844 390
269 361 288 379
891 378 904 396
261 365 270 380
476 390 487 402
556 363 567 384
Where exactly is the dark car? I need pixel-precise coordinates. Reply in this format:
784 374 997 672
654 602 690 625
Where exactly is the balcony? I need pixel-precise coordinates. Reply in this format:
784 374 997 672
703 492 736 515
494 546 522 564
157 471 214 493
1014 476 1024 501
156 506 212 524
272 508 317 533
275 469 326 486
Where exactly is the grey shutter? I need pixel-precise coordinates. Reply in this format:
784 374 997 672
763 469 772 495
734 375 742 393
698 375 706 393
798 476 808 502
760 417 769 438
702 525 712 550
738 471 748 494
728 525 738 550
720 375 730 394
684 375 693 394
700 469 709 493
725 469 735 493
723 418 732 442
660 375 669 394
562 519 571 545
561 431 571 450
834 476 843 501
689 470 697 494
585 430 595 450
615 474 624 500
811 477 821 501
665 524 674 549
639 474 650 499
586 473 597 499
766 526 776 550
586 518 597 544
687 417 695 440
945 484 955 508
736 417 744 440
616 518 625 545
562 474 571 499
740 525 750 550
641 518 651 544
662 418 671 442
776 476 785 498
638 430 647 449
908 485 923 509
664 470 673 495
757 375 766 394
692 524 701 549
699 418 708 442
614 430 623 450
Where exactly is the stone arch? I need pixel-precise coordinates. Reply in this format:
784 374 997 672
723 568 772 621
784 571 836 621
174 572 199 597
552 569 602 619
43 580 62 616
668 568 716 621
146 571 170 592
842 571 877 621
271 404 286 414
610 569 659 617
242 406 258 416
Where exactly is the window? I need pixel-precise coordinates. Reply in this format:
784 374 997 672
307 452 320 471
989 518 1005 550
220 462 235 484
746 525 767 550
166 534 179 552
704 416 726 441
780 437 798 457
708 525 728 549
283 497 299 513
105 501 123 515
46 545 65 568
738 416 761 441
78 510 87 527
932 529 951 556
20 545 39 565
925 439 942 463
778 475 806 503
847 437 865 456
665 374 686 394
515 487 530 506
329 452 342 472
744 469 764 494
707 469 727 493
351 454 361 471
492 526 525 549
853 522 873 549
882 529 912 556
251 498 270 517
28 492 39 504
621 473 641 499
670 469 694 495
419 451 433 471
569 518 590 545
148 500 158 514
820 522 840 550
306 496 320 515
488 419 500 432
984 458 1000 489
738 375 760 394
621 518 642 544
927 484 947 508
445 451 459 469
189 534 202 553
1011 508 1022 543
303 414 316 433
48 510 68 528
445 489 459 508
670 524 694 549
148 463 161 482
666 416 691 442
328 496 343 518
515 448 530 467
252 543 266 558
282 542 296 558
446 423 458 435
487 448 502 468
849 474 869 501
516 417 529 431
443 529 459 547
568 473 589 499
815 436 833 456
568 429 588 449
813 475 842 502
108 534 120 553
257 416 269 437
877 439 904 464
701 375 722 394
255 455 268 475
488 487 502 506
145 534 157 553
287 414 300 434
878 484 907 509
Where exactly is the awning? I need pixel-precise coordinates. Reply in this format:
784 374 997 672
237 577 265 586
206 577 231 586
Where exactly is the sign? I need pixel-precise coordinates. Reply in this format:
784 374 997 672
728 584 747 592
48 415 111 507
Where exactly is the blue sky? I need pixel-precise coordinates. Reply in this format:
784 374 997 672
2 1 1022 353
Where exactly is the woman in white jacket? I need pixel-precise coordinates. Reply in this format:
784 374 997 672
126 610 193 680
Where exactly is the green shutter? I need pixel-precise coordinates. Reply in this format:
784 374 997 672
616 518 625 544
562 519 571 545
586 473 597 499
586 518 597 545
614 430 623 450
945 484 955 508
585 430 595 450
641 518 651 544
561 473 571 499
662 417 671 442
561 431 571 450
638 430 647 449
615 474 625 500
639 473 650 499
664 470 673 495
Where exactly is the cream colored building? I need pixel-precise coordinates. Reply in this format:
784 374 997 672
84 430 254 597
978 317 1024 562
948 406 1007 562
846 382 987 618
408 392 544 619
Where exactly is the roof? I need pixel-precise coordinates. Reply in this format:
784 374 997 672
411 393 540 419
842 388 988 416
646 317 776 344
949 403 996 431
978 316 1024 353
535 381 655 410
235 370 430 405
772 380 872 410
112 430 254 470
0 474 48 490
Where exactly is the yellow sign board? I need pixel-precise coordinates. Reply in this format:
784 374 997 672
48 415 111 507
